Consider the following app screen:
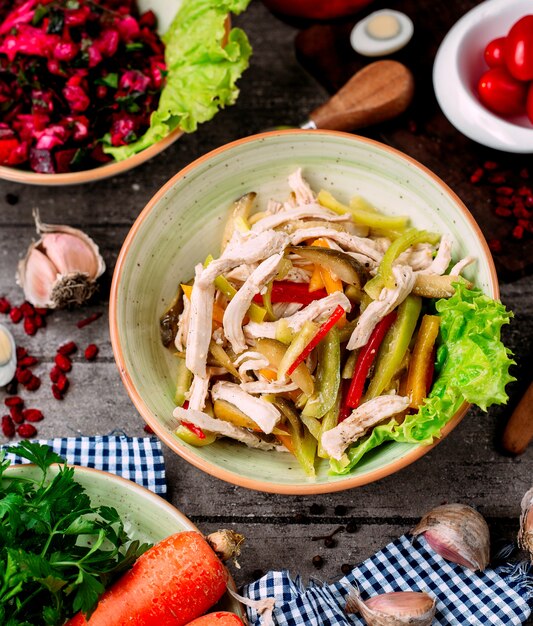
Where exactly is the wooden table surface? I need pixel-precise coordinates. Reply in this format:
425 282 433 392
1 0 532 619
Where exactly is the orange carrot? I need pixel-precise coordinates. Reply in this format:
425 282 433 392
66 531 228 626
186 612 245 625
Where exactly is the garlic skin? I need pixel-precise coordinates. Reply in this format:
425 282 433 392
346 589 436 626
412 504 490 571
518 487 533 561
17 210 105 309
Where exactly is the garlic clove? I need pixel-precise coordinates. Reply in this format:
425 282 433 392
17 210 105 309
40 232 100 278
346 589 436 625
18 247 59 308
518 487 533 561
412 504 490 571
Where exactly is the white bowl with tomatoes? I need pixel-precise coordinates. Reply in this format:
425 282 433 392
433 0 533 153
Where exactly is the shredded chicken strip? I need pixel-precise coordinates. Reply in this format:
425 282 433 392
198 230 289 288
272 302 303 318
244 292 351 340
289 227 383 263
223 253 283 354
186 372 211 411
347 265 415 350
211 381 281 434
251 206 352 233
288 168 315 204
185 264 215 377
450 256 475 276
174 407 283 451
174 294 190 352
240 380 298 394
233 351 270 382
321 395 410 460
418 234 452 276
396 243 435 271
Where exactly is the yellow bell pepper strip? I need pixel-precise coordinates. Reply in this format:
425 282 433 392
278 321 318 381
344 311 397 410
363 296 422 402
302 327 341 418
318 390 341 459
174 357 193 407
256 338 315 396
364 229 441 299
308 264 326 292
273 397 317 477
318 189 410 230
286 304 346 377
311 238 343 294
209 341 239 378
406 314 441 408
253 281 328 305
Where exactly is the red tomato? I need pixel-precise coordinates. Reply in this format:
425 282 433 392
477 67 528 116
484 37 506 68
261 0 373 19
504 15 533 81
527 82 533 124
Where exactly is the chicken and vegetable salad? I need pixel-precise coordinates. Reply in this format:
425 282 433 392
160 169 514 477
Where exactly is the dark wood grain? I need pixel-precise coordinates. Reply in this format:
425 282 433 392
0 0 532 621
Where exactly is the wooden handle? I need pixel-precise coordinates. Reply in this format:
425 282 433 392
308 60 415 132
502 381 533 455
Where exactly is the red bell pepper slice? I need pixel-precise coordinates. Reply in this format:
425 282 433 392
286 304 345 376
252 281 328 305
344 311 397 412
180 400 206 439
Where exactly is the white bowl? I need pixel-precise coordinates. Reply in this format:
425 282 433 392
433 0 533 153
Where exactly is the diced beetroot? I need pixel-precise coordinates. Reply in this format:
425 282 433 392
47 58 64 76
0 124 15 140
90 143 113 163
29 148 55 174
63 85 90 112
54 148 78 173
0 138 21 165
31 89 54 114
110 116 136 147
116 15 140 42
150 59 166 90
0 25 59 61
54 41 79 62
88 44 103 68
35 125 68 150
95 29 119 57
7 140 29 166
65 116 89 142
0 0 40 37
139 10 157 29
120 70 150 94
64 6 91 27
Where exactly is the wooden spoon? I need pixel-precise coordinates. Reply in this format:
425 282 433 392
502 381 533 455
301 60 415 132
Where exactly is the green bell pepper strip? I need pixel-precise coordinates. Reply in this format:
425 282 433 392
277 321 318 381
273 398 317 477
365 229 441 299
317 189 410 230
204 254 266 323
318 390 341 459
302 327 341 418
363 295 422 401
174 357 193 406
262 281 276 322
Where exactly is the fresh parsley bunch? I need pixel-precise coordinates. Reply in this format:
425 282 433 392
0 441 151 625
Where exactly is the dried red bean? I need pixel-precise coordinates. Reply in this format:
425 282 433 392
484 161 498 170
0 297 11 314
58 341 77 356
488 173 507 184
17 423 37 438
23 409 44 422
10 406 24 424
4 396 23 407
23 317 37 336
496 196 513 207
495 186 514 196
49 366 61 383
77 312 103 329
51 384 63 400
9 307 22 323
143 424 154 434
20 302 34 317
517 186 531 196
56 376 69 393
84 344 99 361
55 353 72 372
25 375 41 391
470 168 484 183
2 415 15 437
18 356 38 368
16 347 28 360
34 314 45 329
495 207 512 217
488 239 503 254
16 368 32 384
513 225 524 239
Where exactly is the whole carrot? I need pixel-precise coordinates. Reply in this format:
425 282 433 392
66 531 228 626
186 612 245 625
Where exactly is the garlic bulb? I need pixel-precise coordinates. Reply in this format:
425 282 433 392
346 589 436 626
412 504 490 571
17 210 105 309
518 487 533 561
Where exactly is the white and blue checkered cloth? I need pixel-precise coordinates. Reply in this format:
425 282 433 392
3 435 166 494
243 535 532 625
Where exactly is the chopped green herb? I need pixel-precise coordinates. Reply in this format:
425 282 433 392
95 73 119 89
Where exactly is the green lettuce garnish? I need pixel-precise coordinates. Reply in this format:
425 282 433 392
331 283 515 474
105 0 252 160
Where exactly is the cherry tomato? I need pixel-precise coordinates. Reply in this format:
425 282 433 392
527 82 533 125
504 15 533 81
484 37 506 67
477 67 528 116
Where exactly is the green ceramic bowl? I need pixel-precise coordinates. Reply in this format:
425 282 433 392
4 464 244 618
110 130 498 494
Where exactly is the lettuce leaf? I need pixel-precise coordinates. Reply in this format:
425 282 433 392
104 0 252 160
330 283 515 475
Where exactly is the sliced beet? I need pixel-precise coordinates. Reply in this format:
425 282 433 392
29 148 55 174
54 148 78 173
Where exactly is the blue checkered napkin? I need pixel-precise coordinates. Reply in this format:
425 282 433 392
243 535 532 625
3 436 166 494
